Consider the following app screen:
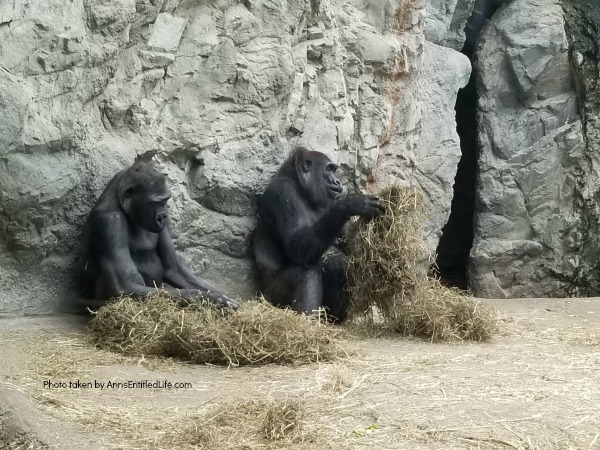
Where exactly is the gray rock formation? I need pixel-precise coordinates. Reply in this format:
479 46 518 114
469 0 586 297
5 0 600 311
0 0 471 314
413 41 471 250
562 0 600 295
5 0 600 310
373 38 470 252
425 0 475 50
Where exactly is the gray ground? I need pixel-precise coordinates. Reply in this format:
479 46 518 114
1 297 599 449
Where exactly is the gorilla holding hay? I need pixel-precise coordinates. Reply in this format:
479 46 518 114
77 162 238 310
254 147 384 322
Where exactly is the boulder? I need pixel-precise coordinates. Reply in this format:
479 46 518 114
469 0 585 297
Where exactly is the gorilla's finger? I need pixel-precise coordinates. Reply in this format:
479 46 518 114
215 295 238 309
226 299 240 310
207 292 238 310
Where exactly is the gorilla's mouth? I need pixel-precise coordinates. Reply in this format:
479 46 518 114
329 185 343 198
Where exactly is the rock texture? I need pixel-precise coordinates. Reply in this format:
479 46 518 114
424 0 475 50
0 0 470 314
5 0 600 310
562 0 600 295
469 0 586 297
375 40 470 252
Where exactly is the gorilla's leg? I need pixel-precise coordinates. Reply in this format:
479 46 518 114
321 250 349 323
263 266 323 315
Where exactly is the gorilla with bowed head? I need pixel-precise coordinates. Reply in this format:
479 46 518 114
253 147 384 322
78 162 238 309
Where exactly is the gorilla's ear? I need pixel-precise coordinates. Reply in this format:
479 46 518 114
302 159 312 173
118 182 135 213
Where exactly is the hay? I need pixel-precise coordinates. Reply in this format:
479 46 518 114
347 185 431 318
315 363 355 395
88 293 349 366
261 398 305 442
394 279 499 342
347 185 499 342
3 306 600 450
162 398 306 449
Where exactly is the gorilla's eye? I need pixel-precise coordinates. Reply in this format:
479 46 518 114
125 188 135 198
148 192 172 207
326 163 337 173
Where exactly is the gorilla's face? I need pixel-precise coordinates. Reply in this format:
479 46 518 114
118 163 173 233
323 161 342 200
298 151 342 207
129 188 172 233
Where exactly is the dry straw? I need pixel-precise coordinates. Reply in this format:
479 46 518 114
394 278 499 341
346 185 498 342
347 185 431 317
88 294 348 366
162 398 306 449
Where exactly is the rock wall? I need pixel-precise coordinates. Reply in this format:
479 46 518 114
8 0 598 311
0 0 470 314
424 0 474 50
562 0 600 295
468 0 589 297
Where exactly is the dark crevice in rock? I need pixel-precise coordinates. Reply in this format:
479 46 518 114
435 0 507 290
562 0 600 295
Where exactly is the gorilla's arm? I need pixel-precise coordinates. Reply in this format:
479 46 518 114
157 229 239 309
92 213 236 309
267 182 380 267
93 212 165 298
285 208 349 267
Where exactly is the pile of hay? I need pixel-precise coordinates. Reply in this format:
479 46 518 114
88 294 348 365
163 398 306 449
346 185 498 342
394 279 498 342
347 186 431 318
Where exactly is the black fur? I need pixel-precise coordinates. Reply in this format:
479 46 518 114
76 162 237 310
253 147 383 322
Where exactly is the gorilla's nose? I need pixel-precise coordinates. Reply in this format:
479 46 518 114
157 212 167 225
331 179 343 193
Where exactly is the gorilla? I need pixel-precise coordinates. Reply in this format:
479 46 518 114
77 162 238 309
253 147 384 322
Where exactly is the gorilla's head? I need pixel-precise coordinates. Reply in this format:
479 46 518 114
118 163 172 233
290 147 342 208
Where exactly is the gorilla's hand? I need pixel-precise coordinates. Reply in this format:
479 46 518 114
339 194 385 218
175 289 239 310
205 291 239 311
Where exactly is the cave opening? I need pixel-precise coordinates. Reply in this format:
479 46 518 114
435 0 507 290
